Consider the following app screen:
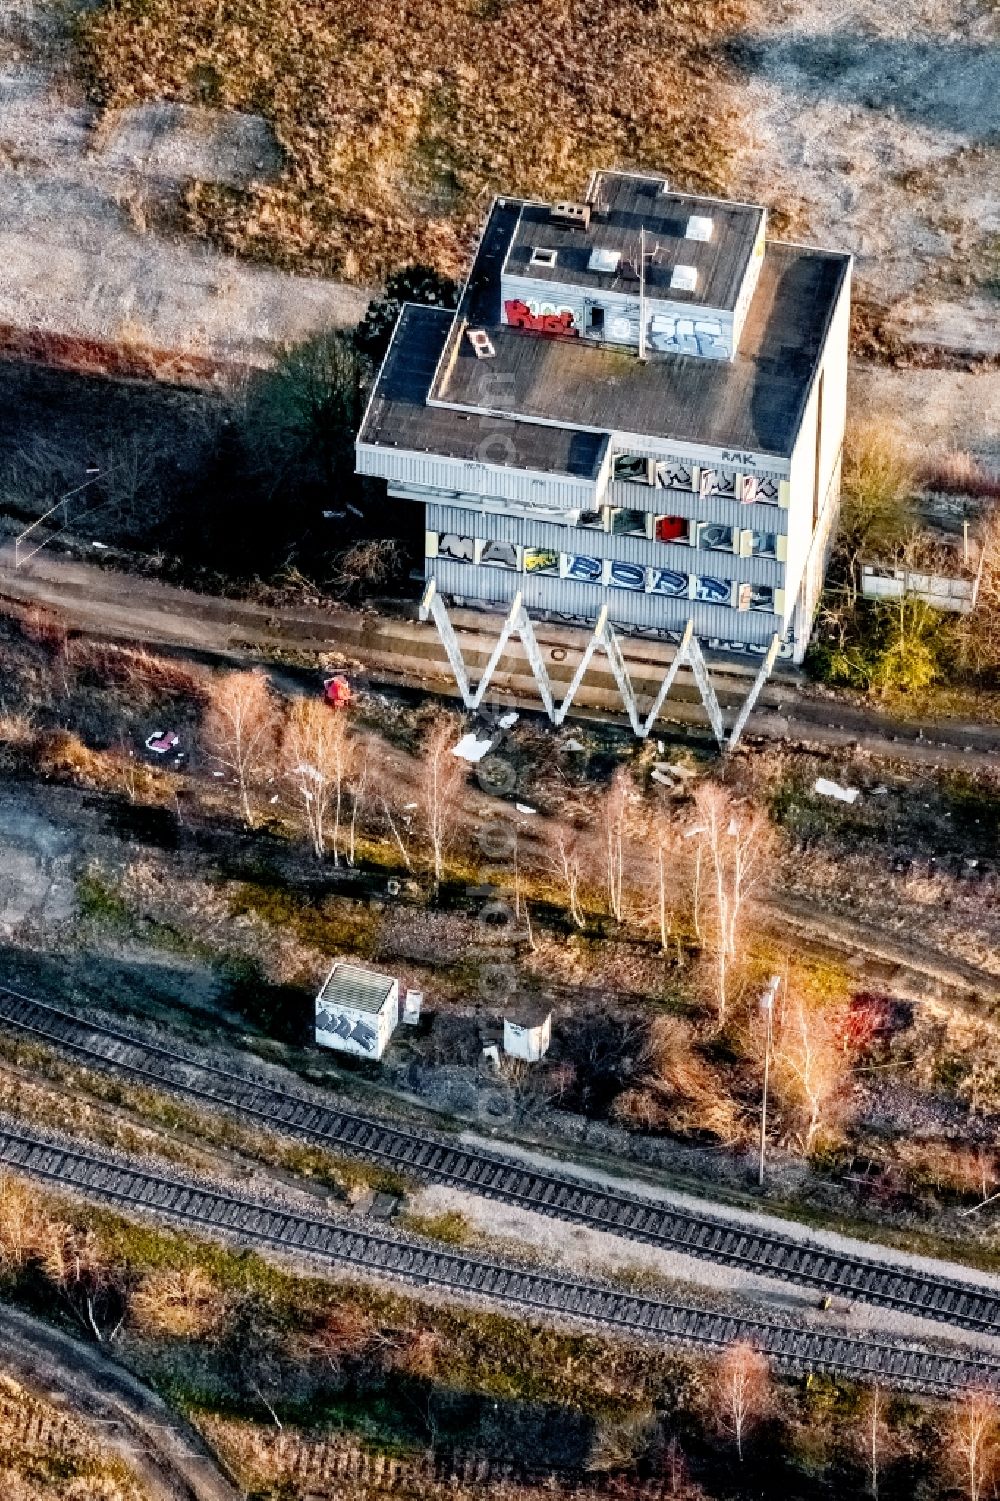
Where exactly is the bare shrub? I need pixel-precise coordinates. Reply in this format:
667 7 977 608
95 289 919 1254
331 539 402 596
0 1175 51 1272
921 451 1000 501
586 1409 658 1474
130 1266 222 1340
427 1012 480 1065
613 1016 740 1142
838 421 916 600
43 1223 131 1344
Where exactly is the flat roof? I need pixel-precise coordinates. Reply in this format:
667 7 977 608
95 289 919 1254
505 172 764 311
425 198 850 459
359 304 609 480
317 962 395 1016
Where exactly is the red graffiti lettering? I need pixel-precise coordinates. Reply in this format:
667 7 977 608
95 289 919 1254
503 300 579 337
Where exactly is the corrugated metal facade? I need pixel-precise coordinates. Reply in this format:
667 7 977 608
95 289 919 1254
606 479 785 533
427 503 783 587
356 442 601 509
430 559 780 645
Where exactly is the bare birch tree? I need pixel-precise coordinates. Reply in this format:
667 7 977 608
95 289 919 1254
602 766 631 922
714 1342 771 1461
203 669 279 829
692 784 771 1023
417 714 466 889
282 699 353 859
551 828 586 928
949 1387 998 1501
773 991 850 1153
859 1385 890 1501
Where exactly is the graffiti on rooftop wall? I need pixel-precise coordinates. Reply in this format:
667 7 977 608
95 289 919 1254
647 313 729 359
504 299 579 336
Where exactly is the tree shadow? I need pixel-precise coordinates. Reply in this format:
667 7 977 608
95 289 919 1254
730 32 1000 138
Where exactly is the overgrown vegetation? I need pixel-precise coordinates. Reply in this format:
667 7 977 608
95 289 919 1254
75 0 745 282
808 423 1000 703
0 1174 989 1501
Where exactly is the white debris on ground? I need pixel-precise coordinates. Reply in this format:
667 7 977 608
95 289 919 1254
498 712 519 730
814 777 862 803
452 732 494 763
515 803 537 815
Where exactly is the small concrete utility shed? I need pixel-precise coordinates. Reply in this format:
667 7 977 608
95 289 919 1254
315 962 399 1060
503 1001 552 1063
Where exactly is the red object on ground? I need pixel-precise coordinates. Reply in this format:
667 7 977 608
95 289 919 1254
323 675 352 708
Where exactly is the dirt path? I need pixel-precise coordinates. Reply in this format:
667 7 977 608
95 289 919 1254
0 1301 238 1501
3 544 1000 770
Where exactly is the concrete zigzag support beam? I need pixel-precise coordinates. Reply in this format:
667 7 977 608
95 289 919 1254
419 580 775 751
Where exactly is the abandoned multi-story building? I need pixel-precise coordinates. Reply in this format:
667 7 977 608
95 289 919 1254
357 169 851 672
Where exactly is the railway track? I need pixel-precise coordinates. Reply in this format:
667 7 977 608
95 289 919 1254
3 981 1000 1341
1 1120 998 1397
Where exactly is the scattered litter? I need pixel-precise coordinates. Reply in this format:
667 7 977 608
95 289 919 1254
346 503 364 518
515 802 537 816
92 541 109 550
498 711 519 730
813 777 861 805
402 990 423 1024
212 771 225 778
684 824 706 839
322 509 346 520
145 730 179 755
564 737 586 752
657 740 666 754
403 802 418 811
452 732 494 763
872 785 889 796
651 769 673 787
270 794 279 804
482 1044 500 1066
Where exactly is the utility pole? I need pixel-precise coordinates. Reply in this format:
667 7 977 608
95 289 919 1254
638 225 646 361
758 974 781 1188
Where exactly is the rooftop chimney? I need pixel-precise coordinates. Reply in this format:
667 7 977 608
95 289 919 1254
549 201 592 231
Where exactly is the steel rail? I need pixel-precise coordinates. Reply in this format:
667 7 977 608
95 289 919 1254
0 1120 997 1397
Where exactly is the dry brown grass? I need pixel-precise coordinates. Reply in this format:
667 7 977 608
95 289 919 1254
0 1377 145 1500
613 1015 741 1143
76 0 746 281
920 452 1000 501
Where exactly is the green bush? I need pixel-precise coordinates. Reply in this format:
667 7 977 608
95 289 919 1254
806 596 953 694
